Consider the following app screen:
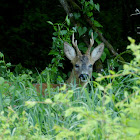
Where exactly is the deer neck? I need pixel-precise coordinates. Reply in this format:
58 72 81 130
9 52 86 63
66 70 87 87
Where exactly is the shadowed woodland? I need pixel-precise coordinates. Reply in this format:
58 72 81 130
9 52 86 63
0 0 139 75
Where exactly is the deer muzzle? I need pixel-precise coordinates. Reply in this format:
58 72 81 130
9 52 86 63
79 74 89 82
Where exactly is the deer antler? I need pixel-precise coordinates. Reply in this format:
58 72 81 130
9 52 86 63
86 32 94 55
72 33 82 56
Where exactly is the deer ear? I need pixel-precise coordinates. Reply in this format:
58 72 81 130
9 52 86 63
91 43 104 63
64 42 76 60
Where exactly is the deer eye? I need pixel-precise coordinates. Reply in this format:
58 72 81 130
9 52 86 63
89 64 92 68
75 64 79 68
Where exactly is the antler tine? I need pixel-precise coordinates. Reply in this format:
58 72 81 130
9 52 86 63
86 32 94 55
72 33 82 56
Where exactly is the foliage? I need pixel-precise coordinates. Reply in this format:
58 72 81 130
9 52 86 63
0 0 139 74
53 37 140 139
46 0 107 83
0 108 46 140
40 18 74 84
0 0 140 139
0 52 11 78
1 0 137 82
0 0 65 70
0 38 140 139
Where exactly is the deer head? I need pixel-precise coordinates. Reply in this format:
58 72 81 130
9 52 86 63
64 32 104 86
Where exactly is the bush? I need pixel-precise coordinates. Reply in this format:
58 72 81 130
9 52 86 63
0 38 139 139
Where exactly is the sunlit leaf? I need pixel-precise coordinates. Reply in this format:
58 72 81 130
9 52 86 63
44 99 53 104
65 15 70 26
0 77 5 84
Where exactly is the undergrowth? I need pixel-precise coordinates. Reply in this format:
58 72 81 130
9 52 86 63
0 38 140 139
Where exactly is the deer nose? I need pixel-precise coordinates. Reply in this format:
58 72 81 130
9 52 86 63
79 74 89 81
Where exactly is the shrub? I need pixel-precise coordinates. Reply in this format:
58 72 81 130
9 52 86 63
0 38 139 139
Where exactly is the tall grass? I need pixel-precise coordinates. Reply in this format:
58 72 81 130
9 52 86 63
0 38 139 139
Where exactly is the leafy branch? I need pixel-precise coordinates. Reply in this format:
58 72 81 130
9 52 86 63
59 0 125 63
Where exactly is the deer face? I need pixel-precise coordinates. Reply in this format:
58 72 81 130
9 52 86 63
73 55 93 82
64 32 104 84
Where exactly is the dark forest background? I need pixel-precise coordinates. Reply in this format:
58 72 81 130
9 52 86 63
0 0 140 74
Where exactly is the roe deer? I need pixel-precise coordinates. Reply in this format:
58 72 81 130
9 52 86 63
64 32 104 87
34 32 104 94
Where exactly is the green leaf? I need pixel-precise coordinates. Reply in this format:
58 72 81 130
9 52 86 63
0 52 4 58
95 4 100 11
78 27 87 37
126 127 140 136
57 76 64 83
60 30 67 35
94 20 103 27
47 21 53 25
96 77 104 81
0 77 5 84
128 37 135 44
53 26 58 32
89 0 94 6
104 48 110 56
65 15 70 26
104 95 111 105
97 84 104 91
87 12 93 17
109 70 115 75
101 52 106 62
73 13 81 19
113 61 119 67
6 63 11 67
59 84 66 91
44 99 53 104
127 120 140 129
51 67 58 73
53 32 58 36
92 72 98 78
25 101 36 108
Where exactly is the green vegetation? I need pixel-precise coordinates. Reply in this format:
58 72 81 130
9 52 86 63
1 0 139 71
0 0 140 139
0 38 139 139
